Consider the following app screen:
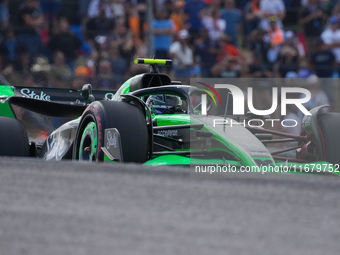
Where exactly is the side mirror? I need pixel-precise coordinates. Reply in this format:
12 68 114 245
81 84 95 105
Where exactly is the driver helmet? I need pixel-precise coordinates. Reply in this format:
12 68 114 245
147 94 183 114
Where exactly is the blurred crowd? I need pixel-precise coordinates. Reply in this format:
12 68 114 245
0 0 340 110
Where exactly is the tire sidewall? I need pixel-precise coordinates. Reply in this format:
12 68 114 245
0 117 30 157
74 101 148 163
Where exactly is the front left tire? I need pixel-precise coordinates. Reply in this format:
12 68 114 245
73 100 149 163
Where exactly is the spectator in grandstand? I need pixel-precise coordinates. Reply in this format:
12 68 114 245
244 0 261 37
109 16 127 46
310 39 336 78
184 0 207 41
297 60 311 78
266 16 285 46
40 0 62 31
331 1 340 20
246 51 272 78
72 65 91 90
49 55 74 89
264 16 285 64
258 0 285 30
0 27 25 65
248 28 270 65
110 0 125 19
311 35 337 105
201 9 226 43
0 0 9 29
17 0 44 58
298 0 327 56
95 58 120 90
153 9 175 60
284 30 302 55
190 62 202 78
78 0 92 24
30 56 51 88
221 0 242 46
199 0 222 13
321 16 340 71
108 46 128 84
209 0 223 10
69 24 92 57
136 0 147 40
88 0 124 19
194 29 222 77
211 55 246 78
87 0 98 18
170 0 185 32
1 61 25 87
49 51 72 82
59 0 79 24
162 0 175 17
22 73 35 87
274 41 299 78
48 17 82 70
169 29 194 80
85 3 115 40
14 51 31 75
216 33 244 63
119 31 137 64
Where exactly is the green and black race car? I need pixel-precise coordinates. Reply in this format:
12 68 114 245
1 59 340 175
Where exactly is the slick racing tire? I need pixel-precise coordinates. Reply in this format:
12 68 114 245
318 112 340 165
0 117 30 157
73 100 148 163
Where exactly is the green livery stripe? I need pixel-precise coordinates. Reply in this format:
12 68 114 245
0 85 14 98
0 102 15 118
0 85 15 118
104 156 115 163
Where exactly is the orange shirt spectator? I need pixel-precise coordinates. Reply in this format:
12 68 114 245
170 1 185 32
267 16 284 46
216 34 245 63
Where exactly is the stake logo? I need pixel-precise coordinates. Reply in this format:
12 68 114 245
200 84 311 116
21 88 51 101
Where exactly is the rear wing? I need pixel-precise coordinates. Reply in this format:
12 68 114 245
0 85 116 118
0 85 115 104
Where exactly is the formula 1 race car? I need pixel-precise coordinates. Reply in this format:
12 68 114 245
1 59 340 175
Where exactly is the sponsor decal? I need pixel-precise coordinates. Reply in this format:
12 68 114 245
157 129 179 137
45 131 65 160
92 107 103 152
21 88 51 101
302 116 312 128
106 130 117 149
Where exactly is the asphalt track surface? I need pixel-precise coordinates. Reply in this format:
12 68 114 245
1 158 340 255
